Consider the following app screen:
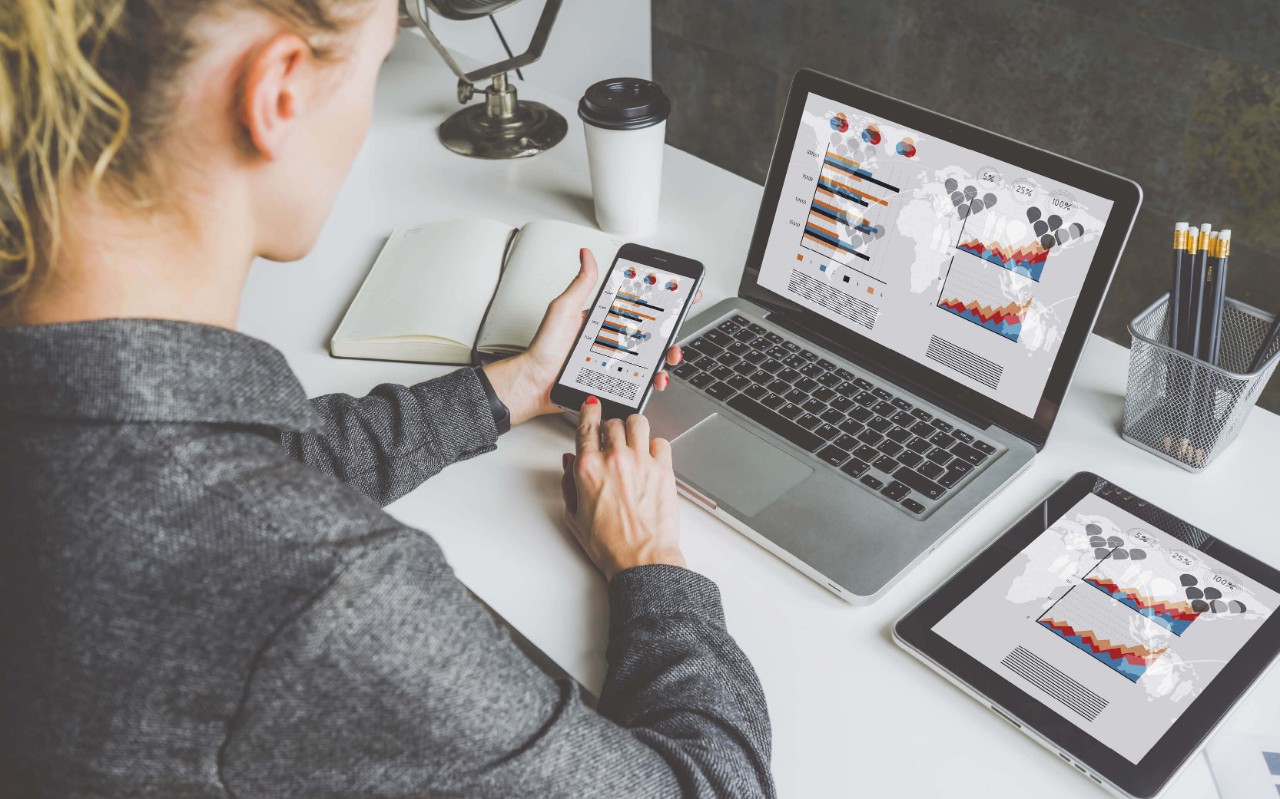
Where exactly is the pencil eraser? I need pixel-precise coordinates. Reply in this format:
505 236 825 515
1200 223 1212 232
1220 229 1232 239
1175 222 1188 231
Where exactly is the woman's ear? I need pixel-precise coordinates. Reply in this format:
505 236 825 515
238 33 312 159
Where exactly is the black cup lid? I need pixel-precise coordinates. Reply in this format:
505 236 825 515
578 78 671 131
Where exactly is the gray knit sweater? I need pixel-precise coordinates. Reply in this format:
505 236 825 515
0 319 773 798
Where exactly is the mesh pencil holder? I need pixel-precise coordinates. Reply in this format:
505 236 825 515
1122 294 1280 471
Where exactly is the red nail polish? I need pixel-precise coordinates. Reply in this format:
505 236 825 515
585 396 599 405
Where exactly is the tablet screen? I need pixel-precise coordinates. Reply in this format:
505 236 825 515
934 491 1279 764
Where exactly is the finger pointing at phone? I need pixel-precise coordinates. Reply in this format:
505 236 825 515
561 396 685 580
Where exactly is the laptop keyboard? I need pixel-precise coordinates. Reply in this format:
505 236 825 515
671 313 1000 518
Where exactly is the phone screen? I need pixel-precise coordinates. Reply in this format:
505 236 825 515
557 257 697 408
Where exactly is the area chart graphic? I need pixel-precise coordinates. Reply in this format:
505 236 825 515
957 237 1050 281
1035 583 1171 683
1083 576 1201 636
1038 616 1168 683
938 296 1030 342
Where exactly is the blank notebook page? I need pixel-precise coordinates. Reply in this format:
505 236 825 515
336 218 513 347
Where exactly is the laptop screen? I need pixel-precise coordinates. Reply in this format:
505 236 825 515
754 91 1116 418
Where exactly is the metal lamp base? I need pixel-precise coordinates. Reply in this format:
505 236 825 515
439 96 567 160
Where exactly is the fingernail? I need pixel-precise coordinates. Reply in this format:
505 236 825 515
585 396 599 405
673 346 683 364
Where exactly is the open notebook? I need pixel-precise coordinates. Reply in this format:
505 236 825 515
331 219 625 364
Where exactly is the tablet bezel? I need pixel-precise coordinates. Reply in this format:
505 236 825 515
737 70 1142 450
894 472 1280 798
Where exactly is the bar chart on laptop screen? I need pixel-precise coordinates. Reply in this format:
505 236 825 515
798 143 902 284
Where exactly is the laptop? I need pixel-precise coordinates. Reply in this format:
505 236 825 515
647 69 1142 604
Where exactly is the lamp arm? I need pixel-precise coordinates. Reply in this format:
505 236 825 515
402 0 563 87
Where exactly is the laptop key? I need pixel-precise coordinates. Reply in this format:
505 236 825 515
853 444 879 463
948 459 974 475
781 340 800 353
733 362 756 376
854 377 873 390
891 398 913 411
836 368 854 381
849 406 873 423
760 359 784 374
926 447 952 466
706 381 736 401
868 416 892 433
731 315 750 326
795 377 820 393
873 455 898 474
890 410 914 427
919 461 945 479
930 418 954 433
910 421 934 437
733 329 756 342
785 388 807 404
953 429 974 444
706 329 731 346
877 440 903 457
777 368 802 383
801 397 824 413
783 354 806 368
854 391 876 406
820 408 844 425
872 387 893 401
950 442 988 466
744 384 769 400
887 426 912 444
748 322 767 335
762 394 785 410
895 467 944 500
817 358 836 370
831 396 854 412
708 365 734 382
910 408 933 421
818 372 842 389
797 413 821 431
841 459 869 478
690 372 714 389
799 349 819 361
672 361 700 379
938 467 968 489
767 379 790 394
873 401 895 417
881 481 910 501
728 375 751 391
899 451 924 468
779 403 803 420
860 474 884 491
716 354 741 369
727 340 751 355
814 423 838 440
929 432 957 449
858 429 883 446
726 395 824 453
973 439 996 454
902 498 926 514
907 436 932 453
743 350 767 364
817 446 849 467
799 363 823 379
838 419 864 437
813 386 836 402
765 332 783 344
834 433 859 450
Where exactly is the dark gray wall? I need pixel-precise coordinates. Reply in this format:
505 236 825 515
653 0 1280 411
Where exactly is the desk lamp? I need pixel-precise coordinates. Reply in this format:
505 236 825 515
401 0 567 159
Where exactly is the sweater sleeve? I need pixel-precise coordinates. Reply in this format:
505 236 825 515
218 532 775 799
280 367 498 506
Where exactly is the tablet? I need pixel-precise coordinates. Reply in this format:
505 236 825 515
895 472 1280 797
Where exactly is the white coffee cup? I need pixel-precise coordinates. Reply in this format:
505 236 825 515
578 78 671 237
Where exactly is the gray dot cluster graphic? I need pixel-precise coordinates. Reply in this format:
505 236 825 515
1180 573 1247 614
945 178 996 220
1089 529 1147 561
1028 206 1085 251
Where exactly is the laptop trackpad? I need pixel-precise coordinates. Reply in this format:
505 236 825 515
672 414 814 518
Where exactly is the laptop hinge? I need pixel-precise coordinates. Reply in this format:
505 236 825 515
765 309 995 433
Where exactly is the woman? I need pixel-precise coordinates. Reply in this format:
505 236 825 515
0 1 773 797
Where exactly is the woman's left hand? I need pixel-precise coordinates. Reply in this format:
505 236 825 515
482 247 700 427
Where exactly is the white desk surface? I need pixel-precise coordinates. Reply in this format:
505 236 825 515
239 33 1280 798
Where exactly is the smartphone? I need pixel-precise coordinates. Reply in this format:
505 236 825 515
550 243 705 419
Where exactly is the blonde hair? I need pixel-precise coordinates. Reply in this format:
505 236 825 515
0 0 369 319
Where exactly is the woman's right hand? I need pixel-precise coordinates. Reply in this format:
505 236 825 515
560 397 686 580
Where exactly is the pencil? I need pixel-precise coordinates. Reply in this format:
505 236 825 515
1198 231 1220 361
1177 226 1200 354
1184 224 1211 359
1207 230 1230 366
1170 222 1188 347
